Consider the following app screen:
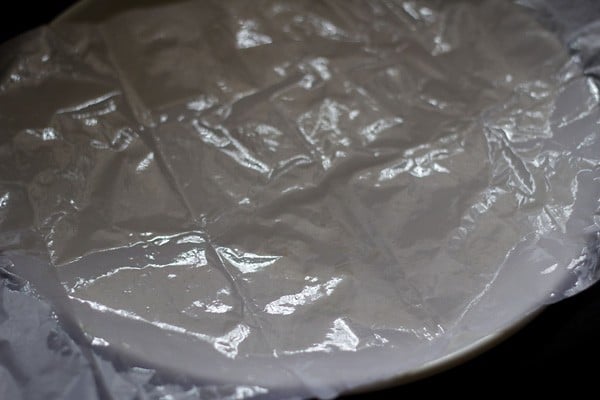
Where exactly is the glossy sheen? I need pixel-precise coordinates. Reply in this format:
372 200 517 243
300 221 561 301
1 0 599 398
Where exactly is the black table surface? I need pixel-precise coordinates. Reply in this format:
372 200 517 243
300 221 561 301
1 2 599 397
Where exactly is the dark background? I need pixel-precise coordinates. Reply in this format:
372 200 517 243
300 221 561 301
1 1 599 397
